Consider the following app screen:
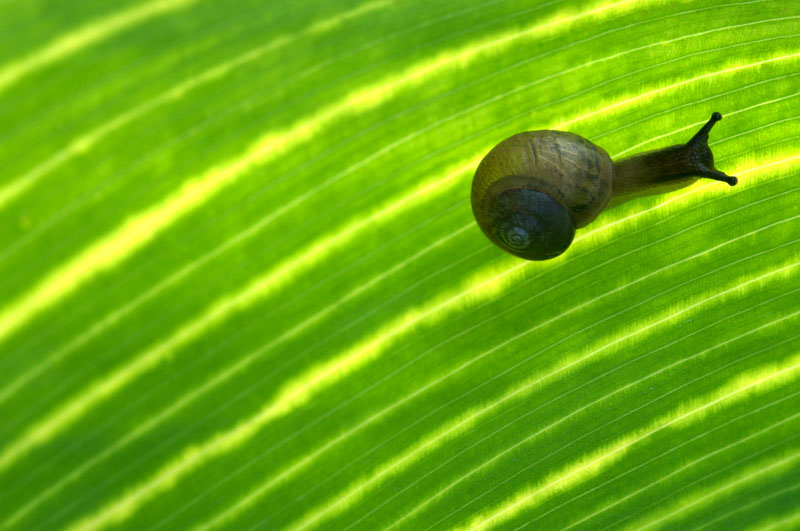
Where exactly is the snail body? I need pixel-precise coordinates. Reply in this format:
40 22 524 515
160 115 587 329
471 112 737 260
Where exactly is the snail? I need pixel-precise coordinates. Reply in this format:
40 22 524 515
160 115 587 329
471 112 737 260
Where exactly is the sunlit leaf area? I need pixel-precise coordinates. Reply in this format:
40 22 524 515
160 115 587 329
1 0 799 529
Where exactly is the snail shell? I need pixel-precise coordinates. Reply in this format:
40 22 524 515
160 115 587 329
471 130 614 260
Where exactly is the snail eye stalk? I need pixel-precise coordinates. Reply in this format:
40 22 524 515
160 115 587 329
688 111 722 146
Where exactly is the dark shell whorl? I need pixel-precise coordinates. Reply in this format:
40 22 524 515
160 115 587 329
478 181 574 260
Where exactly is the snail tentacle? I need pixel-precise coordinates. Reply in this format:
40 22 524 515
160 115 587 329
688 111 722 146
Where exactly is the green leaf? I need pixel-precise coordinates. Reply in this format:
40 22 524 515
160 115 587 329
1 0 799 529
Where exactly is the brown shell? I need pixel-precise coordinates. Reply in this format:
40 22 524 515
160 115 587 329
471 130 614 228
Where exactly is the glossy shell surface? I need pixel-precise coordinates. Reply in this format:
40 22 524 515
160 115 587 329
472 130 614 229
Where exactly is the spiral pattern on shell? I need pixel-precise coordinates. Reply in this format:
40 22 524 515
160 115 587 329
482 186 574 260
498 224 530 250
